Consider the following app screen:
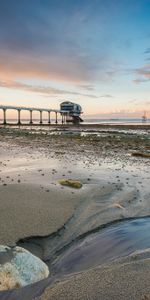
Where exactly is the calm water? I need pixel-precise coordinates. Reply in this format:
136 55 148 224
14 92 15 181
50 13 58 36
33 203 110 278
0 118 150 125
84 118 150 125
51 217 150 276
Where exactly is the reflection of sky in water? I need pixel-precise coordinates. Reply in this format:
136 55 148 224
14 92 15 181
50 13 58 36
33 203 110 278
52 217 150 276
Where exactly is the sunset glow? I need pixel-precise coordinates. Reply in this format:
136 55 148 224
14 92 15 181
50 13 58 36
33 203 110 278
0 0 150 118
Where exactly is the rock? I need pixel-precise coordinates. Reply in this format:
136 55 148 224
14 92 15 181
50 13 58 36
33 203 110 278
131 152 150 158
0 245 49 290
59 179 82 189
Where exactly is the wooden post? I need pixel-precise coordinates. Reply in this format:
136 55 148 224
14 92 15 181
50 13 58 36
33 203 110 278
55 112 58 124
30 110 33 124
40 111 42 124
62 114 64 124
18 110 21 125
48 111 51 124
3 109 6 125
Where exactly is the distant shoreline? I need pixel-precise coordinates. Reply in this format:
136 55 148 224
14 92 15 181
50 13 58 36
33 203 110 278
0 123 150 130
0 117 150 127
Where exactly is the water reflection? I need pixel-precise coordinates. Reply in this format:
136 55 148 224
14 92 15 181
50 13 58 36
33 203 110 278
51 217 150 276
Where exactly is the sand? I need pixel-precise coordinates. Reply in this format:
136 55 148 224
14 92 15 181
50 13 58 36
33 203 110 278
0 125 149 299
0 183 82 245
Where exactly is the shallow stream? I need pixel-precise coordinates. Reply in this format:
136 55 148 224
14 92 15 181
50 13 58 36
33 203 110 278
50 217 150 276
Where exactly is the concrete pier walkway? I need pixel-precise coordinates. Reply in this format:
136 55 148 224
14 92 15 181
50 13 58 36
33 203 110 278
0 105 68 125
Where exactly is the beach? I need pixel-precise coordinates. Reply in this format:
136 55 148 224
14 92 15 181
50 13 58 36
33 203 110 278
0 124 150 299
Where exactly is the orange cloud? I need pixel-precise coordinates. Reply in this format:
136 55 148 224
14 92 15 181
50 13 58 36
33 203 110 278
0 51 92 84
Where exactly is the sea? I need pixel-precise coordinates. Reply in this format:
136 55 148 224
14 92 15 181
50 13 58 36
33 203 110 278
84 118 150 125
0 118 150 125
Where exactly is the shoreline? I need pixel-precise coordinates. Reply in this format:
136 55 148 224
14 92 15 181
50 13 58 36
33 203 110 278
0 123 150 129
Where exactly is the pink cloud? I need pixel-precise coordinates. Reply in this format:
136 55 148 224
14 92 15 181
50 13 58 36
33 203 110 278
134 64 150 83
0 79 98 99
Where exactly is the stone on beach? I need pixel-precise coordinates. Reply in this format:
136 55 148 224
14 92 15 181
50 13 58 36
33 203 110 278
0 245 49 291
59 179 82 189
131 151 150 158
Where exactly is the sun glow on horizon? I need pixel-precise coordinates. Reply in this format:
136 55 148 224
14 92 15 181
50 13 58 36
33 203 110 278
0 0 150 118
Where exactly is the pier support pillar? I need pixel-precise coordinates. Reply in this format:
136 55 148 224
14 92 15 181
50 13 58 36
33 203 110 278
3 109 7 125
55 112 58 124
48 111 51 124
40 111 42 124
62 114 64 124
17 109 21 125
30 110 33 124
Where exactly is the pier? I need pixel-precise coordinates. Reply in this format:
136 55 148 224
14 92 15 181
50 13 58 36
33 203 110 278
0 105 68 125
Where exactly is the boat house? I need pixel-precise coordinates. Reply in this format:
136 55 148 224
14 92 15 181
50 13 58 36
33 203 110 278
60 101 83 123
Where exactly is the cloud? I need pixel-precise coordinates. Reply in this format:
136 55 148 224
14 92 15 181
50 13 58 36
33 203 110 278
128 99 139 103
0 52 93 83
133 78 149 84
100 94 113 98
134 64 150 83
128 99 150 106
144 47 150 54
0 1 97 83
0 0 126 84
0 80 98 98
144 100 150 106
136 64 150 77
0 0 148 95
77 84 95 91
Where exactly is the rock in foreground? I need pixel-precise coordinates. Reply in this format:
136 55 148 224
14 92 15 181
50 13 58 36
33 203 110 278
59 179 82 189
0 245 49 290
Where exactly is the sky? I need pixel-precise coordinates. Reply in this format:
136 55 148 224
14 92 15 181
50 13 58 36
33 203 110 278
0 0 150 118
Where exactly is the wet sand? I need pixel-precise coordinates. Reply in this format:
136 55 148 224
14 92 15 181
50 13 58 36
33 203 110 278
0 184 82 245
0 125 150 299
